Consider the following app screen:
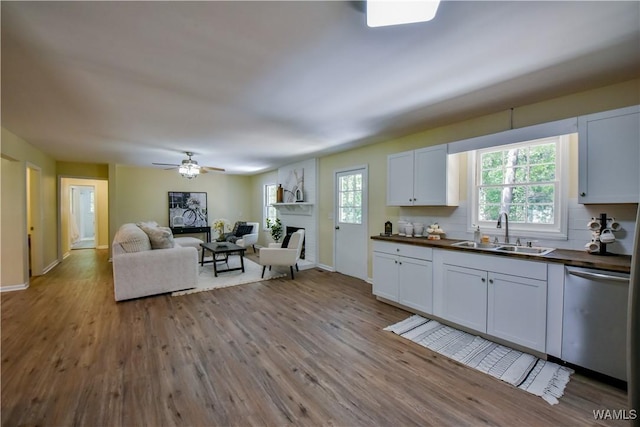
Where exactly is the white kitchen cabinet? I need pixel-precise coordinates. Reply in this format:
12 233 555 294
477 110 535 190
440 264 487 332
386 151 415 206
387 145 459 206
372 241 433 314
433 249 547 352
372 251 399 302
578 105 640 203
487 272 547 352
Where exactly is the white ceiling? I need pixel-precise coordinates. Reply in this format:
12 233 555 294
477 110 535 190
2 1 639 174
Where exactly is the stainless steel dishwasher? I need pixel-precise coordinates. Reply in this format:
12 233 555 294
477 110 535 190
562 266 630 381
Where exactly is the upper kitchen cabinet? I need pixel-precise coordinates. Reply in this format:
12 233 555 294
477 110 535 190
578 105 639 204
387 145 459 206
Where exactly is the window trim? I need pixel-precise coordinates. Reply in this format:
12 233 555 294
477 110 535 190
264 183 277 229
467 135 570 240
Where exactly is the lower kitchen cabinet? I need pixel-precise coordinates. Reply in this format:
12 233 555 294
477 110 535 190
440 264 487 332
487 272 547 352
372 242 433 314
434 249 548 353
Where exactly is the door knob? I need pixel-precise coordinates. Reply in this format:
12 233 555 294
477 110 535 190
335 226 340 230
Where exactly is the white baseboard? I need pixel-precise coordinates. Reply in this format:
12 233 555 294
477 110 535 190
97 245 109 249
1 283 29 292
63 251 71 259
42 260 59 275
366 277 373 285
316 263 335 272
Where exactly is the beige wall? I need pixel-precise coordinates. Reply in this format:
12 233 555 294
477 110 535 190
57 162 109 179
1 128 58 288
111 166 252 242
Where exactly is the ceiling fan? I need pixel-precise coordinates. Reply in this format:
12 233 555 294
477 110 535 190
152 152 225 179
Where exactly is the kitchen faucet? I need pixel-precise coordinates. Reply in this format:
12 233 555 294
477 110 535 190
496 212 509 244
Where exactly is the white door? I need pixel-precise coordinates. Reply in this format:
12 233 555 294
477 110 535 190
334 167 368 280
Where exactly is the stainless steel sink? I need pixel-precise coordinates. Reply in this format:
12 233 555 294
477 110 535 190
495 245 555 256
451 241 555 256
451 241 501 250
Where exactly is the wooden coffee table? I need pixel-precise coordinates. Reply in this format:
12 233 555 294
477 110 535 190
200 242 247 277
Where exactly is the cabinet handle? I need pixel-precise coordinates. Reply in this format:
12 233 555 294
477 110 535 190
580 192 586 197
489 279 494 284
481 278 486 282
399 262 402 265
396 248 400 252
394 260 398 264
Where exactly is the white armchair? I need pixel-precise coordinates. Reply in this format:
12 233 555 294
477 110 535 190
235 222 259 253
258 229 304 279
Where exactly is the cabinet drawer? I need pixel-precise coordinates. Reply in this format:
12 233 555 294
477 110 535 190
439 250 546 280
373 241 432 260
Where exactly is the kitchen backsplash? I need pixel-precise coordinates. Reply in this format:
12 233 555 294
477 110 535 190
399 200 638 255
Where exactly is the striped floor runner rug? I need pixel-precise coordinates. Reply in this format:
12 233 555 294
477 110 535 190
384 314 573 405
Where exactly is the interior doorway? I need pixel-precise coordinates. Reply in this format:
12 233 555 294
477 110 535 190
70 185 96 249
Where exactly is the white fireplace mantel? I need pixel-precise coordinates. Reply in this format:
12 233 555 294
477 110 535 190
272 202 313 215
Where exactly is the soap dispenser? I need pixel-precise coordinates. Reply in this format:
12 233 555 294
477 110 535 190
474 225 481 244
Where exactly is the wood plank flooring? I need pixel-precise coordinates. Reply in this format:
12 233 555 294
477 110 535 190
1 249 629 426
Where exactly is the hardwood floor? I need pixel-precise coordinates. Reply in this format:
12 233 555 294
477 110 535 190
1 249 628 426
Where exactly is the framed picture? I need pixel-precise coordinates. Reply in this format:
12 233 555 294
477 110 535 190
168 192 208 227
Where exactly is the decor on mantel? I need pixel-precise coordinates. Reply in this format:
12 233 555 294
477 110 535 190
277 184 284 203
168 192 208 227
266 218 283 243
283 168 304 203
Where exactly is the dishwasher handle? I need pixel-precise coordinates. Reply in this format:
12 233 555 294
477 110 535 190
567 269 629 283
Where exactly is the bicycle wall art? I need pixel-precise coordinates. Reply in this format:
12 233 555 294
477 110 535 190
168 191 208 228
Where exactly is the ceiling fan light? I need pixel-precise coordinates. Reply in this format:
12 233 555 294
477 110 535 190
367 0 440 28
179 162 200 179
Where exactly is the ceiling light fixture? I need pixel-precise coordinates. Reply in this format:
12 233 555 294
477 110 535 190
367 0 441 28
178 153 201 179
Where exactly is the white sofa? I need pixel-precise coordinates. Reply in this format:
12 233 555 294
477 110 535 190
235 222 259 252
112 223 198 301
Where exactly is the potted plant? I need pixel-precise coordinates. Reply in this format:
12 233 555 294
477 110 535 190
266 218 283 243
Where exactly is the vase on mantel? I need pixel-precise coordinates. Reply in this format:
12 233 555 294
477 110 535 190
276 184 284 203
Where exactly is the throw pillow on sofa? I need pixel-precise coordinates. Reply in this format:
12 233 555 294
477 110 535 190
138 224 175 249
116 223 152 253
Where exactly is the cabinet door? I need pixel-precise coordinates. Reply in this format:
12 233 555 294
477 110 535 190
578 105 640 203
487 272 547 352
441 264 487 332
398 257 433 314
372 252 399 301
413 146 448 206
387 151 415 206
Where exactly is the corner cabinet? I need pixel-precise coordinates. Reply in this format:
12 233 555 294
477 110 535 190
387 145 459 206
578 105 640 204
372 241 433 314
433 250 547 353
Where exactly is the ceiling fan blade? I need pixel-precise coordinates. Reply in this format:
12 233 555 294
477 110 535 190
202 166 226 172
152 162 180 167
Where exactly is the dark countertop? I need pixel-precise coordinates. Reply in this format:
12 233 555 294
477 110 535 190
371 235 632 274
